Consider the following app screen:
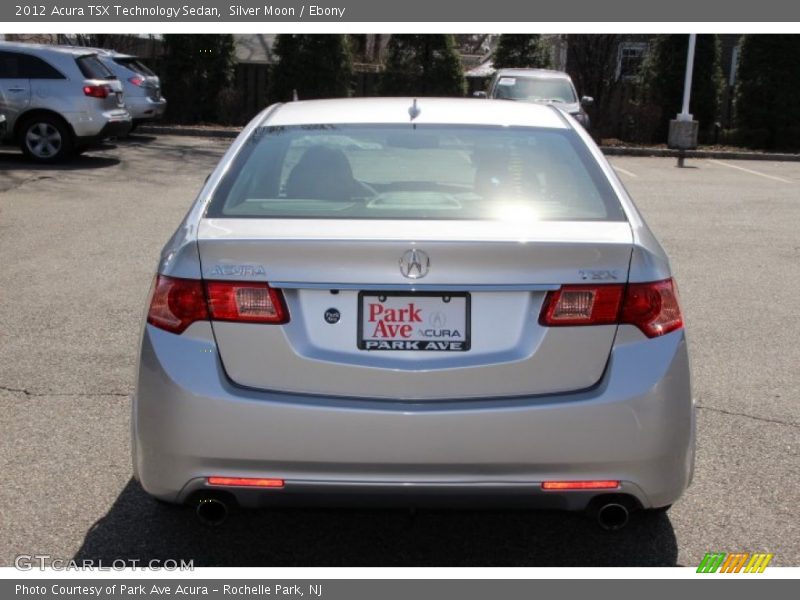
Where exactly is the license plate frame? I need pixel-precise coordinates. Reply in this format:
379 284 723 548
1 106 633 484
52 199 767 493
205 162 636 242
357 291 471 352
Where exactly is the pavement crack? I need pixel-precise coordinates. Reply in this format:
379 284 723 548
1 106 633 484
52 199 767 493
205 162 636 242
0 174 56 195
696 404 799 428
0 385 130 398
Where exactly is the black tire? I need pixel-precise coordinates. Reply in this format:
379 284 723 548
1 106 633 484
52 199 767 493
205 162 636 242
19 115 74 163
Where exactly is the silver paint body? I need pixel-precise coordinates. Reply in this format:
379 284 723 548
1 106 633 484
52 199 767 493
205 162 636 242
92 49 167 124
0 41 131 143
133 98 694 510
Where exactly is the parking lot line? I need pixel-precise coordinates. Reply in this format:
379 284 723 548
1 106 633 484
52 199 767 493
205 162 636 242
708 159 794 184
613 166 638 178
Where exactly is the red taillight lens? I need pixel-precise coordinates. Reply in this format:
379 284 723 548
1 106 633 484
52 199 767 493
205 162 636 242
207 476 284 488
146 276 289 334
128 76 144 87
539 284 624 326
542 480 620 491
83 84 110 98
205 281 288 324
147 275 208 334
539 278 683 338
620 278 683 338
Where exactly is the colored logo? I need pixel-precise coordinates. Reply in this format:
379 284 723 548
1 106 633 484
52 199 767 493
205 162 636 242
697 552 774 573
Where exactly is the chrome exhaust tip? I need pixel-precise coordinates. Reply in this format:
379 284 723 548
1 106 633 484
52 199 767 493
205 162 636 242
596 502 629 531
195 497 229 526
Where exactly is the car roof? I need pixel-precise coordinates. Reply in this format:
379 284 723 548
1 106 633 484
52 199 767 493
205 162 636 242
76 47 137 59
0 41 100 58
265 97 569 129
494 68 573 81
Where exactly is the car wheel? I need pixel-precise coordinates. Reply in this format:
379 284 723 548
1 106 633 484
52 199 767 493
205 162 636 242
20 116 74 162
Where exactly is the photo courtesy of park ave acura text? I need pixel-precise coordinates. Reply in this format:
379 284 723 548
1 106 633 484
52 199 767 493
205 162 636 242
1 28 799 569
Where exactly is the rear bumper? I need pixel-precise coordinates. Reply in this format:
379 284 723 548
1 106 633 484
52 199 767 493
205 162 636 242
133 324 695 511
126 95 167 123
73 109 132 145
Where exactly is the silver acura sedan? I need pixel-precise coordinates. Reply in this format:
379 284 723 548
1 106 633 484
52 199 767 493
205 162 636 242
134 98 694 529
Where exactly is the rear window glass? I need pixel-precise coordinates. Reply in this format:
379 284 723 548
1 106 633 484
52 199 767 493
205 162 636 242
76 54 114 79
492 77 577 104
113 57 155 76
206 124 625 222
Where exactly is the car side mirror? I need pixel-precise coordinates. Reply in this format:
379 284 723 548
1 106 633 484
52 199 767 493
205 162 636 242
473 91 487 98
581 96 594 107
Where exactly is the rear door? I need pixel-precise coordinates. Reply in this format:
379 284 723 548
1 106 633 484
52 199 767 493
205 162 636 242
0 51 32 132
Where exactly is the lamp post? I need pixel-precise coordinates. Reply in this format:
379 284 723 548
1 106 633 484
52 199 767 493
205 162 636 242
668 34 700 167
678 33 697 122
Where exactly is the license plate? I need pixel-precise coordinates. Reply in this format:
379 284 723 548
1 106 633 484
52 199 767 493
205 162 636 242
358 292 470 351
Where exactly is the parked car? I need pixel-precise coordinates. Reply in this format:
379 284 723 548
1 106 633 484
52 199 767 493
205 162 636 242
480 68 593 129
0 41 131 162
92 49 167 129
134 98 694 530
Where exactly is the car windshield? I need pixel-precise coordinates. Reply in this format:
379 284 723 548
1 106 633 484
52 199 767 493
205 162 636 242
206 124 624 222
493 77 577 104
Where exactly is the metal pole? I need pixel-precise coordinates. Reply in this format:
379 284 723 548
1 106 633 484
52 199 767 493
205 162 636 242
678 34 697 121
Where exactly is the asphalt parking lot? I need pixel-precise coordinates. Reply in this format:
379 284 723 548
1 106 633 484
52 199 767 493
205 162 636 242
1 135 798 567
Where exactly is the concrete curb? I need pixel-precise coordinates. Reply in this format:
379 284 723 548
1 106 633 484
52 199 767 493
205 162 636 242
138 125 800 162
600 146 800 162
138 125 240 139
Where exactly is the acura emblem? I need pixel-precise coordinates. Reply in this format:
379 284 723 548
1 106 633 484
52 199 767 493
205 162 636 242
399 249 430 279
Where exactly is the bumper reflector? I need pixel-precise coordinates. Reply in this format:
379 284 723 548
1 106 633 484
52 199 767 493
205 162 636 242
207 477 285 488
542 480 620 491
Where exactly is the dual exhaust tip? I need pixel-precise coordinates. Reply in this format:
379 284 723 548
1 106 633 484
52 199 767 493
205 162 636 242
193 495 633 530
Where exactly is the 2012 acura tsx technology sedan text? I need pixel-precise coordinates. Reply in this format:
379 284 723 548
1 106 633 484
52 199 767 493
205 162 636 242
134 98 695 529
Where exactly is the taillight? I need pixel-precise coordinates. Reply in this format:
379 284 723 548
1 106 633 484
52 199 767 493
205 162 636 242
205 280 288 324
83 84 111 99
147 275 208 334
619 278 683 338
539 278 683 338
146 276 290 333
128 76 144 86
539 284 624 326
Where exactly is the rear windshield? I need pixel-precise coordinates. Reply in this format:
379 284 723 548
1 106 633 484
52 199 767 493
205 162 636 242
76 54 115 79
113 57 155 76
206 124 625 222
493 77 577 104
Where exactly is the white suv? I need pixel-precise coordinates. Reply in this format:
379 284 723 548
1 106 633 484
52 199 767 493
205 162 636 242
0 41 132 162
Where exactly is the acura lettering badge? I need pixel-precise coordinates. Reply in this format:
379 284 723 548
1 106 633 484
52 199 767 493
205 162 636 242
399 249 430 279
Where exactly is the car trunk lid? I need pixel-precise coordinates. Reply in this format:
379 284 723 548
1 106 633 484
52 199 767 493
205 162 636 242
196 218 632 399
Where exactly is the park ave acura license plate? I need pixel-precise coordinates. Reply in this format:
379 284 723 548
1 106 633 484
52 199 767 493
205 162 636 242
358 292 470 351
